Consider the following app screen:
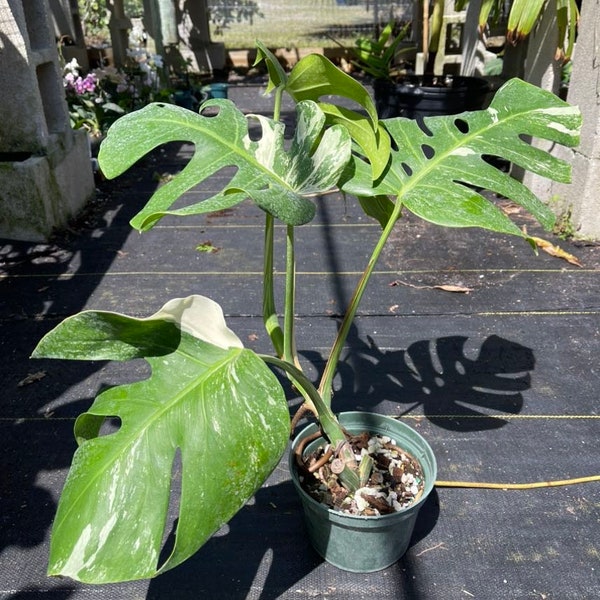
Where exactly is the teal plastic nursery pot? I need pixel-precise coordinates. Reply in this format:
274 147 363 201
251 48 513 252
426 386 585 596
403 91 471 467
289 412 437 573
202 83 229 99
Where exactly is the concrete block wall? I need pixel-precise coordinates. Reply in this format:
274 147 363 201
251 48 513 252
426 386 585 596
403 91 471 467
549 0 600 240
0 0 95 241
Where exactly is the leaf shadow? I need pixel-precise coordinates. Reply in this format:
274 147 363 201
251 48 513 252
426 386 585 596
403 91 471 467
326 330 533 432
146 468 440 600
0 129 174 594
310 179 533 433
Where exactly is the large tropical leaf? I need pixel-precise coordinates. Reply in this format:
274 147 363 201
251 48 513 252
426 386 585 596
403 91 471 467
98 99 351 230
343 78 581 235
286 53 378 125
32 296 290 583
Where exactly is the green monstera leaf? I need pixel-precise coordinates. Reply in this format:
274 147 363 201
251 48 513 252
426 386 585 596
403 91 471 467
345 78 581 236
33 296 290 583
285 53 390 179
98 99 351 231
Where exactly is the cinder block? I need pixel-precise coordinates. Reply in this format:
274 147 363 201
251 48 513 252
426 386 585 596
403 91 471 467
0 1 95 241
0 130 95 241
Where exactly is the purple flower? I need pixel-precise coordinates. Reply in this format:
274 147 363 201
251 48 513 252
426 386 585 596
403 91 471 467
74 73 97 95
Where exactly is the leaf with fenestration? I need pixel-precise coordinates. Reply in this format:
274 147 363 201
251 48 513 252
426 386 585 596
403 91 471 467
32 296 290 583
98 100 351 230
343 78 581 238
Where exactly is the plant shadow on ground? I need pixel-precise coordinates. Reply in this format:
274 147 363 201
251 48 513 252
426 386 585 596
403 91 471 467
310 188 533 432
327 329 533 431
145 327 527 599
146 473 440 600
0 145 174 598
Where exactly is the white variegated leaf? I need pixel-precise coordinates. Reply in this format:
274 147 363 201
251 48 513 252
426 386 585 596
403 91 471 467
345 79 581 235
99 100 351 230
33 296 290 583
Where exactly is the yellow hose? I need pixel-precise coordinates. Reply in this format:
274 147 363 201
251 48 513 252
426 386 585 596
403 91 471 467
435 475 600 490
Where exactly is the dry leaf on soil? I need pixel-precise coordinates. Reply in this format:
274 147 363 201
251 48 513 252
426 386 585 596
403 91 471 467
18 371 47 387
529 236 583 267
389 280 474 293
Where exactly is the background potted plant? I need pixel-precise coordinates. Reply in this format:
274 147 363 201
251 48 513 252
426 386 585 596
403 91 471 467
33 41 581 582
366 0 579 119
355 3 491 119
61 47 170 137
456 0 579 62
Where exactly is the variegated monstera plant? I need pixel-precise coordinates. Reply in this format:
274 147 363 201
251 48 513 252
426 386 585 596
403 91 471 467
33 43 581 583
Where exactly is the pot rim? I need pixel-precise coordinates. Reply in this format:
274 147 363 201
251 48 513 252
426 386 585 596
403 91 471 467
374 74 490 90
289 411 437 522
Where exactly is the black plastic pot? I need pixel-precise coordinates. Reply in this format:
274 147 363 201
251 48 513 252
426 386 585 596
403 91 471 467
374 75 491 119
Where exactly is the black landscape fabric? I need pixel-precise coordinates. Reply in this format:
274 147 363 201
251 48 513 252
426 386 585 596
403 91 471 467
1 83 599 600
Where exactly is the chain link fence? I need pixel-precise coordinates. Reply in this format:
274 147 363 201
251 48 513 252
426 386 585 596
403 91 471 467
207 0 416 49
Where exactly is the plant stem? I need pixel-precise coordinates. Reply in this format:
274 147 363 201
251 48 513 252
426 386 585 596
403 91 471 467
284 224 302 369
261 84 286 357
422 0 429 69
318 198 403 405
259 354 346 447
273 85 283 122
263 213 284 357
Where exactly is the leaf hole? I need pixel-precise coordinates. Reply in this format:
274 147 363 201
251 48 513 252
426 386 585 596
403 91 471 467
482 155 511 172
246 118 264 142
454 118 469 134
421 144 435 160
98 416 122 437
157 449 182 571
401 162 413 176
416 117 434 137
198 102 222 118
245 112 294 142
